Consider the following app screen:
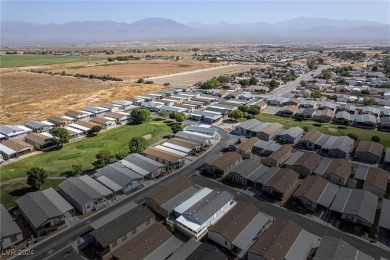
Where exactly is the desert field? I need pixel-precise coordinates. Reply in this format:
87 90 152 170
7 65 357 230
0 51 195 68
46 60 227 80
0 72 164 125
148 64 256 85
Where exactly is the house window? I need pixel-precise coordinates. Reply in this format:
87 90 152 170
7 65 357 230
122 234 127 241
132 229 137 235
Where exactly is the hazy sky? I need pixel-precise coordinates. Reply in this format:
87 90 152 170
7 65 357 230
2 1 389 24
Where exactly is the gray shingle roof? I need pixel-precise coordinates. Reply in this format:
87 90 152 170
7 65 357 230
229 159 264 179
185 125 217 135
167 238 201 260
280 127 304 139
385 148 390 163
191 110 222 119
314 236 374 260
0 204 22 238
353 114 377 124
90 201 138 229
255 167 278 185
379 199 390 230
185 243 228 260
330 187 378 224
25 120 49 129
314 157 333 176
175 131 209 143
237 119 264 131
161 186 200 213
121 153 165 175
0 125 26 135
94 162 143 188
183 190 234 224
322 136 354 154
58 175 112 206
16 188 73 228
144 236 183 260
90 205 154 248
284 151 304 166
233 212 272 251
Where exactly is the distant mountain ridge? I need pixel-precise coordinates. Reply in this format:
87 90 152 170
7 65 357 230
2 17 389 45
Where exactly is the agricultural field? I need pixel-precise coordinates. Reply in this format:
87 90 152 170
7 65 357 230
1 72 164 124
0 120 172 184
46 60 227 80
0 51 196 68
0 54 105 68
256 113 390 147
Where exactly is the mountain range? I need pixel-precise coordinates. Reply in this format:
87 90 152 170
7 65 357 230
2 17 389 45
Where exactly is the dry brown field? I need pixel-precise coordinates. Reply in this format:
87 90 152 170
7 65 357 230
0 72 164 125
46 60 226 80
148 64 256 85
49 60 225 80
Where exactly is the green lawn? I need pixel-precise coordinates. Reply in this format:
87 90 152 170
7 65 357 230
0 55 105 68
1 179 64 209
256 113 390 147
0 120 172 182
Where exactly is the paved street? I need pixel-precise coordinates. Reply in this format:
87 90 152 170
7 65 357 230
13 128 390 260
255 65 331 99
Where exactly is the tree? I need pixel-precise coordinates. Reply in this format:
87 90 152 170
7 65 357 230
249 77 259 85
315 117 328 124
303 126 309 132
268 79 280 91
171 123 184 134
310 90 322 99
321 69 331 79
68 160 84 176
91 125 103 136
372 65 379 72
174 112 187 123
342 119 351 126
136 78 144 83
92 150 115 168
300 80 308 86
131 109 150 123
247 107 260 115
128 136 148 153
158 111 169 119
52 128 70 148
361 89 370 95
115 151 128 160
238 105 249 112
228 109 243 121
363 97 376 106
347 133 358 140
26 167 47 190
237 79 248 86
371 136 380 142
